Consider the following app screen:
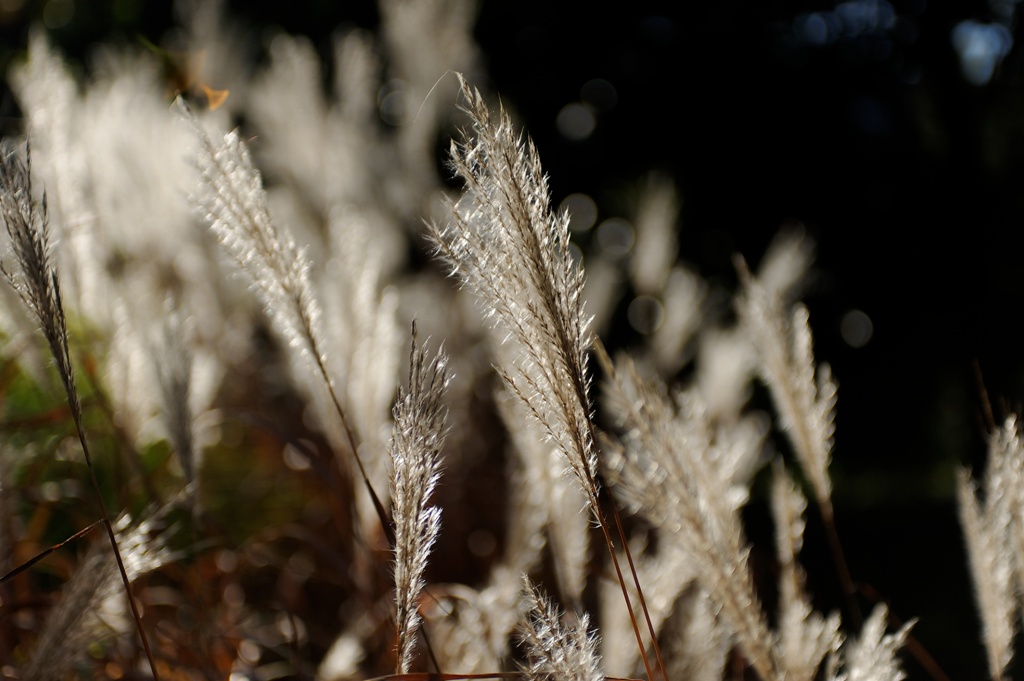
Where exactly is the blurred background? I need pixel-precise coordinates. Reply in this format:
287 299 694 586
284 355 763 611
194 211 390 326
3 0 1024 677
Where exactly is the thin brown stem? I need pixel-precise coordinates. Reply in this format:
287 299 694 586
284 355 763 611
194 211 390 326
593 502 654 681
77 350 161 504
363 673 643 681
311 320 447 677
591 340 668 681
0 144 160 679
609 500 668 681
0 519 102 584
70 412 160 680
304 318 394 548
818 500 862 630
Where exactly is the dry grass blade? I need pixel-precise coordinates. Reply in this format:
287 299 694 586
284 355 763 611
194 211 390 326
391 325 452 674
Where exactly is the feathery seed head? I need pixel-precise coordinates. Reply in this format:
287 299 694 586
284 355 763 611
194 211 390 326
519 577 604 681
180 99 326 376
0 143 78 413
843 605 913 681
737 257 835 513
22 514 171 681
430 77 599 516
390 328 451 674
958 445 1017 680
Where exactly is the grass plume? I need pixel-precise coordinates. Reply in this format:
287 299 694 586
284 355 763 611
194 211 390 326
391 326 451 673
519 577 603 681
430 77 666 681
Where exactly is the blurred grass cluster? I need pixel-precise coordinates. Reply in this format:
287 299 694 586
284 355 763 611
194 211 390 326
3 1 1024 680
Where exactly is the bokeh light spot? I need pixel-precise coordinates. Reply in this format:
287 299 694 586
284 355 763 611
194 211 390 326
237 639 260 664
378 80 411 125
283 443 311 471
0 0 26 18
556 102 596 141
840 308 874 348
796 13 831 46
215 549 238 573
596 218 634 258
628 295 665 335
40 480 60 502
224 583 245 609
43 0 73 29
111 0 141 22
581 78 617 112
792 0 897 48
468 529 496 557
561 192 598 232
836 0 896 35
952 20 1013 86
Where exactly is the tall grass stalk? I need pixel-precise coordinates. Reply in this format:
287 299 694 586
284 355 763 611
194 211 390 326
390 326 450 674
0 144 159 679
429 78 666 681
180 98 393 539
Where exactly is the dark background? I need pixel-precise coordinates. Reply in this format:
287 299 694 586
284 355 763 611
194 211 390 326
3 0 1024 678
